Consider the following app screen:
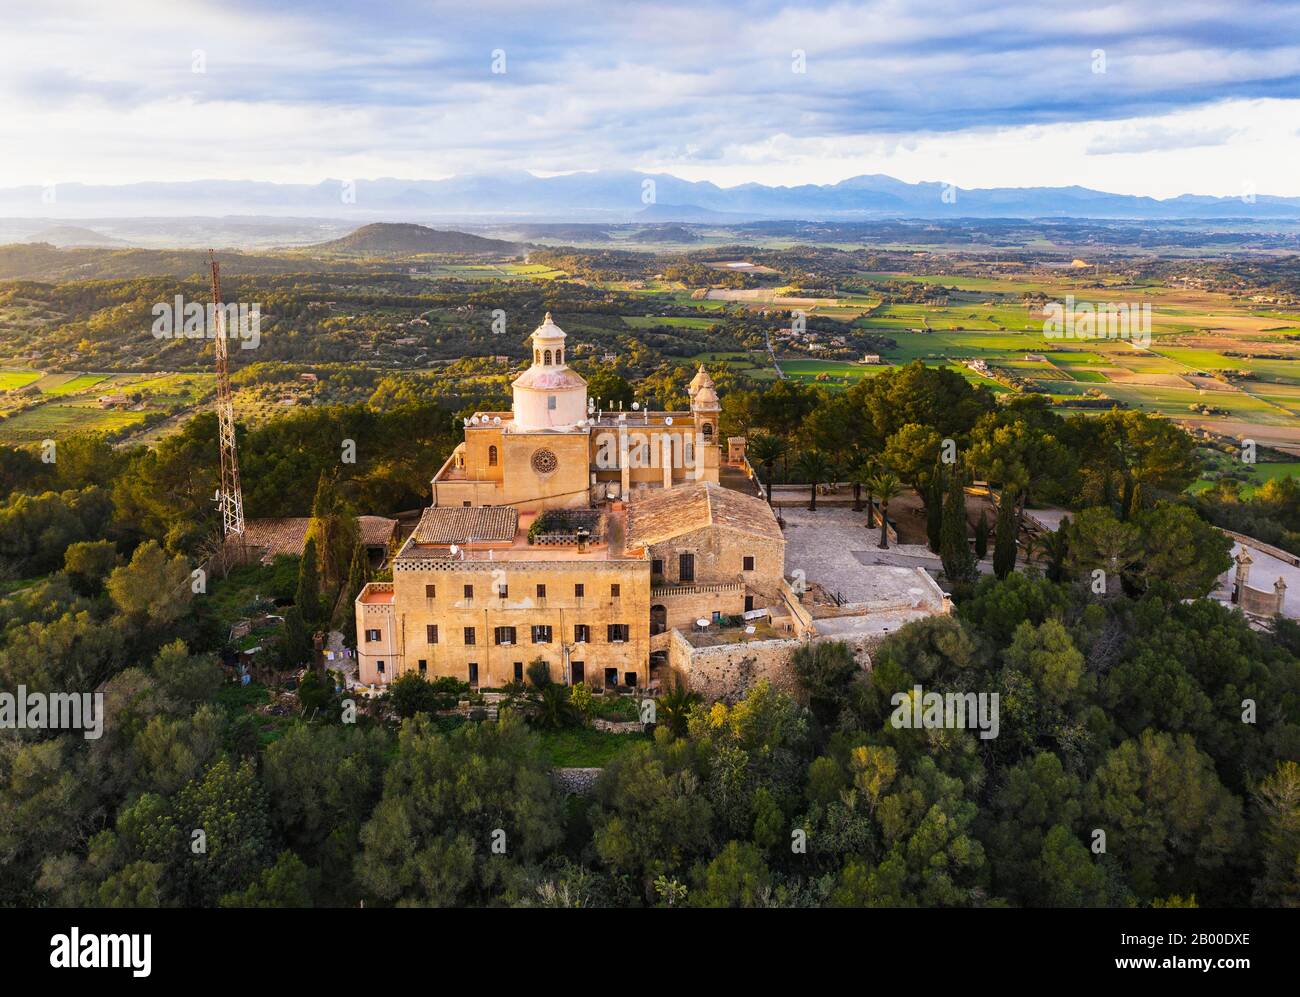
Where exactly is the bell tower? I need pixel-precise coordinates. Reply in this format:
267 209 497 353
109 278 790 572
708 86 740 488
690 366 720 481
511 313 588 431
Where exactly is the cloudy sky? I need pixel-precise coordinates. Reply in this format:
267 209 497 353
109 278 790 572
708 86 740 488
3 0 1300 197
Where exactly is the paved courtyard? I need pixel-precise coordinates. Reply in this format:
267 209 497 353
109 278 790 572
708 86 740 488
780 506 951 608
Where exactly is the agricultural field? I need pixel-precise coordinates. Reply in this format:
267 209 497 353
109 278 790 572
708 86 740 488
0 369 213 446
0 369 41 391
1190 446 1300 496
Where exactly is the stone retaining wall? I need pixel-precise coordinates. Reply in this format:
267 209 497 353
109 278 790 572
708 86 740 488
664 627 882 704
552 767 603 795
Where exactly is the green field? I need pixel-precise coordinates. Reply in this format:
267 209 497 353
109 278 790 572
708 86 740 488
622 315 719 330
535 727 647 767
0 370 42 391
0 404 147 443
42 373 110 396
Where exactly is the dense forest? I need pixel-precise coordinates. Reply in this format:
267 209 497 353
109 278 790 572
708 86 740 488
0 356 1295 907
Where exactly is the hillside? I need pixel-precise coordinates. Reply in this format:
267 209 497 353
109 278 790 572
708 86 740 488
25 225 130 248
309 223 525 256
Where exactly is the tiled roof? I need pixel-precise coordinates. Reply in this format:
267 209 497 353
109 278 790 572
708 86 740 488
409 505 519 545
242 515 397 561
242 518 311 559
626 481 783 548
358 515 399 548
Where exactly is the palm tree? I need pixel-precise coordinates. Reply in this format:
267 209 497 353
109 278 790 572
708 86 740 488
657 683 701 737
795 449 834 511
853 458 880 524
746 433 786 505
865 471 903 549
1026 520 1071 582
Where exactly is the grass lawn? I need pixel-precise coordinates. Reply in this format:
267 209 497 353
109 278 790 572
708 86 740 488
207 559 297 624
536 726 646 767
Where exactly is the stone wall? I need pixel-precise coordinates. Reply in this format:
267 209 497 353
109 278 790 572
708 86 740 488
664 627 881 704
552 767 603 795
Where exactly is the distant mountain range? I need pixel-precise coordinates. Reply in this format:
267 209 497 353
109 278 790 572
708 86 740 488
2 170 1299 221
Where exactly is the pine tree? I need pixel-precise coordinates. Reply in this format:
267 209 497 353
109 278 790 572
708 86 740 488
974 511 989 561
296 536 323 627
993 488 1018 579
940 467 975 584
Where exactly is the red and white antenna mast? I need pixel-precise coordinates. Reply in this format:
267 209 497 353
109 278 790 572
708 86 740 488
208 250 245 539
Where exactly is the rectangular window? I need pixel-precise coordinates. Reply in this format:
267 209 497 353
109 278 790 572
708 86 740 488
574 624 590 644
426 624 438 644
468 662 478 686
607 623 629 643
377 660 385 674
547 395 557 410
425 583 436 599
365 629 380 642
679 552 695 583
497 582 508 599
611 583 621 598
464 626 476 646
418 659 427 674
536 583 546 600
495 626 516 646
651 558 663 576
531 624 553 644
574 583 584 598
463 584 474 600
513 661 524 683
743 555 755 571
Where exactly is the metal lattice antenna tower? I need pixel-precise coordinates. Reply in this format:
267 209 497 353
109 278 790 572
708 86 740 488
208 251 245 539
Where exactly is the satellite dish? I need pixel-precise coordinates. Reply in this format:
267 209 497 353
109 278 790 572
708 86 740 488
471 415 480 425
664 416 673 426
632 402 640 411
493 415 501 424
449 544 459 555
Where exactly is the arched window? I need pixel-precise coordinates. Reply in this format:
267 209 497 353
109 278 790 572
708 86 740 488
488 445 498 467
544 349 552 365
556 348 563 364
702 422 714 440
534 349 540 363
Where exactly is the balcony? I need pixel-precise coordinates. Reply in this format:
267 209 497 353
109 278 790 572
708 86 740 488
650 580 744 600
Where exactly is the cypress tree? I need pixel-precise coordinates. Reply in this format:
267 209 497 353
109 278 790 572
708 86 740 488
340 538 369 647
296 536 324 627
993 489 1018 579
925 468 944 554
940 468 975 584
974 511 989 561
